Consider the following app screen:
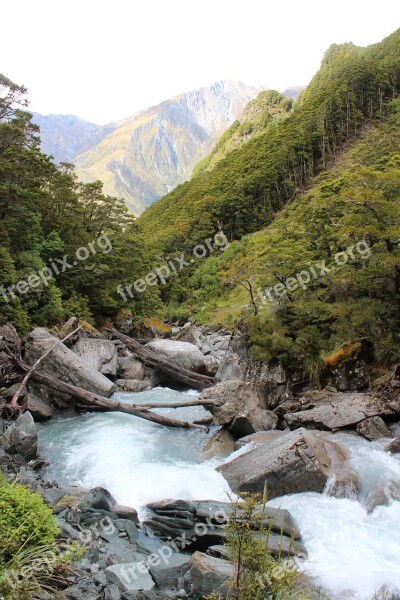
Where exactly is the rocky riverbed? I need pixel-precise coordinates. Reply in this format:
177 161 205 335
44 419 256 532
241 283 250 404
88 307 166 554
2 319 400 599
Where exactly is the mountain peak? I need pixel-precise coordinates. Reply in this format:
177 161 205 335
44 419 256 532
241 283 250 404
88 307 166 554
72 81 263 214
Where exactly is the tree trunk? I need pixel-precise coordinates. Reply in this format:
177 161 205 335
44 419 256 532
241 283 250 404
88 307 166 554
17 361 209 431
107 329 215 390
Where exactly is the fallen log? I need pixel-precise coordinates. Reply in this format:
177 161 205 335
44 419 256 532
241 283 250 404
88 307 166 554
9 325 82 412
106 329 215 390
129 398 218 410
17 361 208 431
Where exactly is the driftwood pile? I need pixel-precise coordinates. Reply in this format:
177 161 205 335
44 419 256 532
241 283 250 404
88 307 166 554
0 324 218 432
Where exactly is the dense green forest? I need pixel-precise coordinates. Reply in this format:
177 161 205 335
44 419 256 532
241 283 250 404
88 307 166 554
0 75 161 333
1 28 400 379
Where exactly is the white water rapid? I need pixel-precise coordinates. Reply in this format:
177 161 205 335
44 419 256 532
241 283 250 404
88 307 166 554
38 389 400 600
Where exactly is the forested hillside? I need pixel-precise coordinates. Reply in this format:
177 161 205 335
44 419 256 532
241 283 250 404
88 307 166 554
139 30 400 253
0 75 160 333
138 29 400 376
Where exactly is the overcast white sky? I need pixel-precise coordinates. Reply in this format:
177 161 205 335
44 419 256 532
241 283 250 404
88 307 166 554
1 0 399 124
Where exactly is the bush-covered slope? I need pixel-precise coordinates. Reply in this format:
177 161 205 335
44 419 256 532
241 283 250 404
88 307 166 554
165 105 400 373
138 29 400 374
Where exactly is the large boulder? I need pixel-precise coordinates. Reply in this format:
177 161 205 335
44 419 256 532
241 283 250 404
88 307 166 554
217 428 352 498
145 339 207 373
24 328 116 397
71 338 118 377
284 391 394 431
0 411 37 460
117 352 163 387
199 381 266 424
356 416 391 441
228 408 278 437
144 499 304 558
199 381 277 436
215 326 290 408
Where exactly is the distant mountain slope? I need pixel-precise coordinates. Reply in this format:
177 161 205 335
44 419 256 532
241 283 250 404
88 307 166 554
73 81 263 214
31 113 116 164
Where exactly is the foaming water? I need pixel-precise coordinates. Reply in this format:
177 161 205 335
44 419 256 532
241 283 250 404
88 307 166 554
38 392 400 598
269 433 400 600
38 387 231 513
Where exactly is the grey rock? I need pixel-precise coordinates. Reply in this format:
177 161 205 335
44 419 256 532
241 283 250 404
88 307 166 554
104 584 122 600
356 416 391 441
190 552 232 598
254 531 307 558
285 391 394 431
199 429 235 462
385 437 400 454
325 470 360 500
64 580 102 599
0 411 37 460
234 430 283 450
364 482 400 513
71 338 118 376
145 499 302 555
228 408 278 437
118 353 163 387
80 487 117 511
106 563 155 592
217 428 350 498
26 392 53 420
199 380 267 427
149 552 190 589
116 379 152 392
113 504 139 524
215 327 289 408
175 325 203 347
145 340 207 373
94 571 108 587
203 355 219 376
24 328 115 397
326 340 373 391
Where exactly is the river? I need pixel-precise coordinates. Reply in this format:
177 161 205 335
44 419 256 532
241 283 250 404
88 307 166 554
38 387 400 600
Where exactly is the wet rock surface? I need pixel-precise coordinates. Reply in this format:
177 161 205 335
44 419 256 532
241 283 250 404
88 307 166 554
217 428 353 498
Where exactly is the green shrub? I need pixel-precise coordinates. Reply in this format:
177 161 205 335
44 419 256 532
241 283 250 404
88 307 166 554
206 492 323 600
0 476 59 564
